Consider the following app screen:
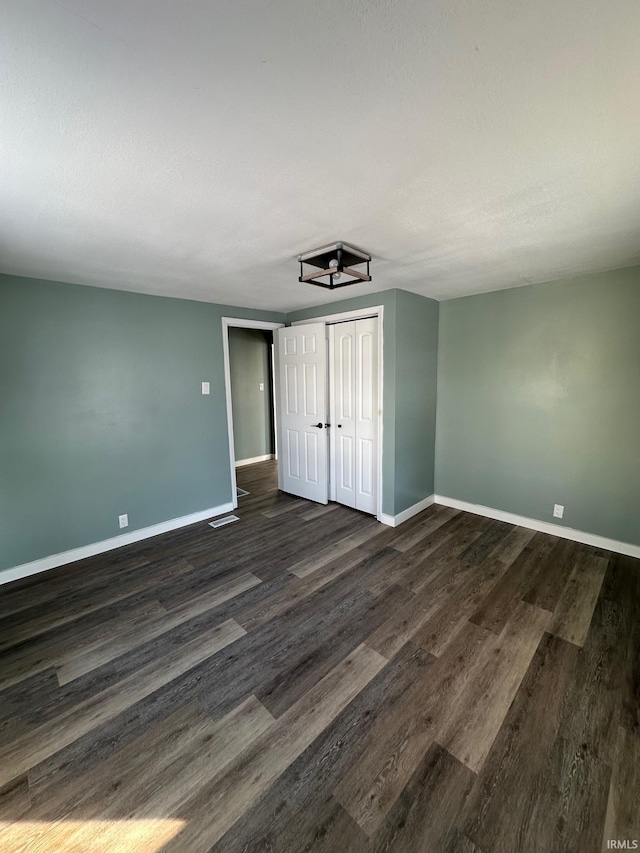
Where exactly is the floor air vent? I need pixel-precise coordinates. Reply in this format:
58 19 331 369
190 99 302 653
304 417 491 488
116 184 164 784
209 515 240 529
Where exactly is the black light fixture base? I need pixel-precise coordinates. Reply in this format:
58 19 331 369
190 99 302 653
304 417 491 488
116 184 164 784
303 277 365 290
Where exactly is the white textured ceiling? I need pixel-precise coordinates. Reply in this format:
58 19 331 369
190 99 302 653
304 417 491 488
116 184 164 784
2 0 640 311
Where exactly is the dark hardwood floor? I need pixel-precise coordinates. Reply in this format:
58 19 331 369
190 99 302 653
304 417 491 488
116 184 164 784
0 460 638 852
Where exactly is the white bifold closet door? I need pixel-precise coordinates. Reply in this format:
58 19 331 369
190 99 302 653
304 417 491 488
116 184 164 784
329 318 378 514
276 323 328 504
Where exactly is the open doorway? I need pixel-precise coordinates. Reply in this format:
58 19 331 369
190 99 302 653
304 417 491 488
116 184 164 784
228 328 275 466
222 318 284 509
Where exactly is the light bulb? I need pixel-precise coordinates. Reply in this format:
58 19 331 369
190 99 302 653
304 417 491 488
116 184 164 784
329 258 339 268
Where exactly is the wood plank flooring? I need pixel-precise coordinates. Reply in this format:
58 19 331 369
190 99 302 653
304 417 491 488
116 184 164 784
0 460 638 852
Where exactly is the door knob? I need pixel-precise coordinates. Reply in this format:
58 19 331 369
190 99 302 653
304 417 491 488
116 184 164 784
310 423 323 428
337 424 342 428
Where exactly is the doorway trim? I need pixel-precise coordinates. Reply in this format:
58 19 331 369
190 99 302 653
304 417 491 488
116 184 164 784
291 305 384 521
222 317 285 509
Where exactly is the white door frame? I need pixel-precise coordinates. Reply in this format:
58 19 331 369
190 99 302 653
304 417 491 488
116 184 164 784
222 318 285 509
291 306 384 521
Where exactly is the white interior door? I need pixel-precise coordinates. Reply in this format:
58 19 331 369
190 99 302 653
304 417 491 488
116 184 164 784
276 324 328 504
330 318 378 514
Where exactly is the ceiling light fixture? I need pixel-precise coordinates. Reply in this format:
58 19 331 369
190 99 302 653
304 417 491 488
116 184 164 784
297 242 371 290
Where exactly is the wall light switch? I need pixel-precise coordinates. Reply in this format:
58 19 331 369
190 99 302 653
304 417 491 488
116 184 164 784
553 504 564 519
201 382 210 395
119 514 129 529
259 383 264 391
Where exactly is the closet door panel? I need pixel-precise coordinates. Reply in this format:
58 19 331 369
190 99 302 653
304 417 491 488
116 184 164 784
331 322 357 508
354 318 378 514
277 324 328 503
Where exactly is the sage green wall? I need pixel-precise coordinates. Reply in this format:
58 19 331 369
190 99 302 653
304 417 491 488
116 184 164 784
287 288 439 516
0 274 284 574
393 290 439 514
228 328 274 462
435 267 640 546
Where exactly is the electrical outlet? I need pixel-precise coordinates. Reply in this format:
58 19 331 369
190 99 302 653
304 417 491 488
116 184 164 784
259 382 264 391
201 382 210 395
553 504 564 519
119 514 129 529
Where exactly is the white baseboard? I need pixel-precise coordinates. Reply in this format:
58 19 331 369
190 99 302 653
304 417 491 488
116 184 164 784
235 454 274 467
434 495 640 559
6 489 635 588
0 501 236 587
379 494 435 528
